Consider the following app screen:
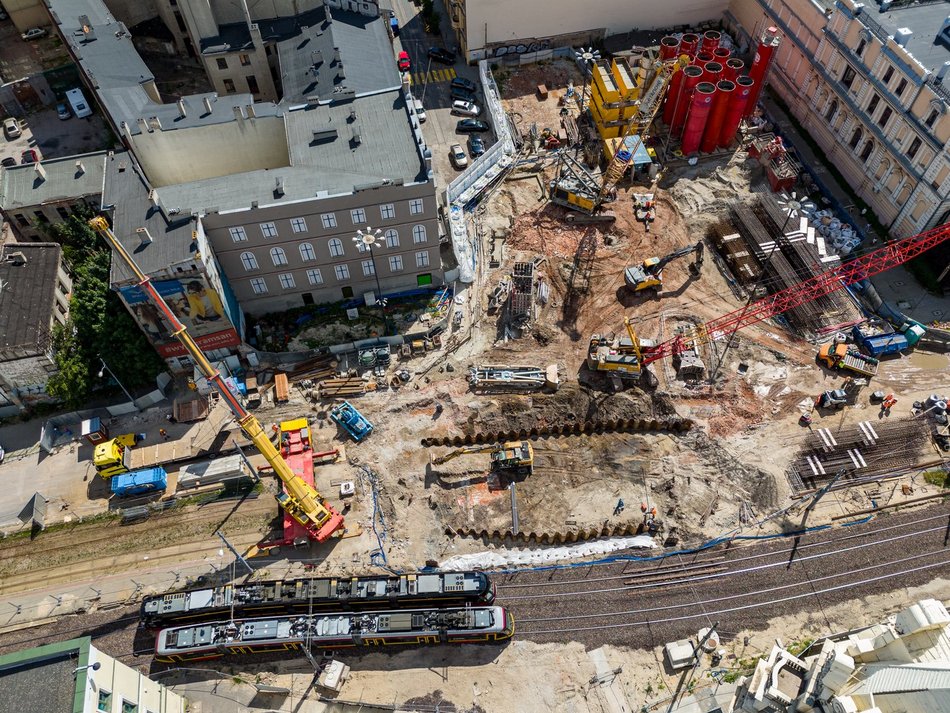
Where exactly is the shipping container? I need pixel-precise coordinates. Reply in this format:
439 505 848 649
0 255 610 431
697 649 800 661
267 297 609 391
111 467 168 497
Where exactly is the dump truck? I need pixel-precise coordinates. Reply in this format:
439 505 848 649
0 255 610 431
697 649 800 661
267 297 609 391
851 323 914 357
432 441 534 476
817 339 879 378
110 467 168 497
330 401 373 442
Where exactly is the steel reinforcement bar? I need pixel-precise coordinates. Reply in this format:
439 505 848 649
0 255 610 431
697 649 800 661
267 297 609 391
420 417 693 447
447 522 652 544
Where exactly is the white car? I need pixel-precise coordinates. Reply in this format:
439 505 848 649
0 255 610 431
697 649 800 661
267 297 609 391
413 98 426 123
450 144 468 169
451 100 480 117
21 27 47 41
3 118 20 139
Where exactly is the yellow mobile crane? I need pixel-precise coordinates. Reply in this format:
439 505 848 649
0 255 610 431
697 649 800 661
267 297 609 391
89 217 344 542
432 441 534 476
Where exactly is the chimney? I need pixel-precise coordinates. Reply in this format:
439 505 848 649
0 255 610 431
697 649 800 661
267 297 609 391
75 160 85 175
177 98 187 118
33 162 46 181
275 176 284 196
333 47 341 66
245 104 256 118
5 251 27 266
894 28 912 47
135 227 153 246
136 117 149 133
202 96 214 114
938 61 950 83
148 189 159 207
233 105 245 120
311 49 323 66
148 116 161 131
349 108 357 122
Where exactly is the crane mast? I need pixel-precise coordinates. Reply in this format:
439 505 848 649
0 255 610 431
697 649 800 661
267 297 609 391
89 216 344 542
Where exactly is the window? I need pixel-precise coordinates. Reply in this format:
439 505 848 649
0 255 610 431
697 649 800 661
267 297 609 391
299 242 316 261
335 264 350 280
389 255 403 272
825 100 838 122
240 53 251 66
56 206 69 220
342 286 354 298
416 250 430 267
926 110 939 128
877 107 892 128
97 690 112 712
229 226 248 242
860 140 874 163
907 137 921 158
841 66 856 90
246 75 259 95
260 221 278 238
384 228 399 247
362 259 375 276
250 277 268 294
279 273 295 289
14 214 28 227
121 701 138 713
409 198 424 215
351 208 366 224
240 251 259 271
34 211 48 223
895 78 907 96
356 239 369 253
291 217 307 233
270 247 287 266
223 78 235 93
321 213 337 229
216 57 228 70
307 268 324 285
867 94 880 115
412 224 427 243
849 127 863 150
882 66 894 84
328 238 344 257
855 38 866 56
379 203 396 220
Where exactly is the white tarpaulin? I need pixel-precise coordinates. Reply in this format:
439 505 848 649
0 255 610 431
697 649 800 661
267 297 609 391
439 535 656 571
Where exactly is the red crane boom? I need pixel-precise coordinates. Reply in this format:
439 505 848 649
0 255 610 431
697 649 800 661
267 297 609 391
642 222 950 365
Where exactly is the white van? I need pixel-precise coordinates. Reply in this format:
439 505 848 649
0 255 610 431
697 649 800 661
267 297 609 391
65 87 92 119
413 98 426 123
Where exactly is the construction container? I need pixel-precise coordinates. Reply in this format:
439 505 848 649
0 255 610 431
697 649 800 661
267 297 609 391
681 82 716 154
719 76 754 148
744 26 780 117
701 80 734 153
81 417 109 446
679 34 700 58
851 324 910 357
671 66 703 135
177 454 252 490
111 467 167 497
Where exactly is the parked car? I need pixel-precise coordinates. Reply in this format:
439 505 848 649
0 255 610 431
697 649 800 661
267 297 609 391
1 157 16 168
469 135 486 157
397 50 411 72
451 100 480 117
427 46 456 65
56 102 70 120
21 27 47 40
3 117 20 139
412 98 426 123
450 85 476 102
450 144 468 169
450 77 478 94
456 119 490 133
20 149 38 164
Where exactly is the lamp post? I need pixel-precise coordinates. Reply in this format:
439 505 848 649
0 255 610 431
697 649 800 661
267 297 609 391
574 47 600 119
72 661 101 677
353 227 389 334
98 356 137 408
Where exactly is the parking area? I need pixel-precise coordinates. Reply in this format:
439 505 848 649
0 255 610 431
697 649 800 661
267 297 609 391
2 107 113 165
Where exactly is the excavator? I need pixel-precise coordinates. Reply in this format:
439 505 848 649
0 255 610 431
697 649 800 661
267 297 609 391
587 316 655 380
624 241 704 293
431 441 534 476
88 216 344 543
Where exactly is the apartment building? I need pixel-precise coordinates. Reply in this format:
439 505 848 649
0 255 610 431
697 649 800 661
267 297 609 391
726 0 950 239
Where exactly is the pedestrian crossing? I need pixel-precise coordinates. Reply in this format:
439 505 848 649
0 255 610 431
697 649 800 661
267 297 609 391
411 68 457 86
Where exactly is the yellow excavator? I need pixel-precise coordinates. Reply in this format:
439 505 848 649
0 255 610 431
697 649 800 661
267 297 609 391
624 241 704 293
89 216 344 542
431 441 534 476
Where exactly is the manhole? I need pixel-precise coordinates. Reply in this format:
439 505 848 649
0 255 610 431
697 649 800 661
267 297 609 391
737 363 749 374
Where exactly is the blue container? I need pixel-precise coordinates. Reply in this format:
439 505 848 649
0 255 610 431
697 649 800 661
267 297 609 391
111 467 168 497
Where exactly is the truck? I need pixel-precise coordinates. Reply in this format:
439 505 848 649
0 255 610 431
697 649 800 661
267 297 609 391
330 401 373 442
816 339 879 378
851 323 909 357
110 467 168 497
94 435 199 478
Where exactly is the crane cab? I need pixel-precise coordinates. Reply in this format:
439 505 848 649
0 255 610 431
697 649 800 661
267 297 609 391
624 260 663 292
490 441 534 475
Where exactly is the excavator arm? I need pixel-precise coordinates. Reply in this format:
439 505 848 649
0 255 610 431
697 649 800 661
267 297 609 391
652 241 704 273
88 216 343 541
432 444 498 465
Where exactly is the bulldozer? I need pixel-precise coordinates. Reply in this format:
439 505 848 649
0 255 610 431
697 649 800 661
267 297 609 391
431 441 534 476
624 241 705 293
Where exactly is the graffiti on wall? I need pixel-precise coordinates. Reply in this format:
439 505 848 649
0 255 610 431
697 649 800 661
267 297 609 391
491 38 551 57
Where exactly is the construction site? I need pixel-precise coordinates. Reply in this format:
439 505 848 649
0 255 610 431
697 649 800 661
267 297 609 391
1 21 950 713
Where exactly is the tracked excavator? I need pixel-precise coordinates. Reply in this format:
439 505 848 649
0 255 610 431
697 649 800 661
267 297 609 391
624 241 704 293
88 216 344 543
431 441 534 476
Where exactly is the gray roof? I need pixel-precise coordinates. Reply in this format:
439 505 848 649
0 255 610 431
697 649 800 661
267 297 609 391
0 151 107 210
0 648 78 713
101 151 198 283
874 1 950 72
0 243 62 353
155 92 425 213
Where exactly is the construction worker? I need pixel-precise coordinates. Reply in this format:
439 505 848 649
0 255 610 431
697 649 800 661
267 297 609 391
881 393 897 415
159 428 169 441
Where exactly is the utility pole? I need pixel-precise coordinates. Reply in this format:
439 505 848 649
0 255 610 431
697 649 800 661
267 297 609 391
666 621 719 713
215 530 253 575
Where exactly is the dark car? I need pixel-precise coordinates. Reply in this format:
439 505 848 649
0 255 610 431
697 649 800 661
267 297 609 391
1 157 16 168
456 119 490 134
427 46 456 65
20 149 38 164
450 77 478 94
469 135 486 157
450 85 476 102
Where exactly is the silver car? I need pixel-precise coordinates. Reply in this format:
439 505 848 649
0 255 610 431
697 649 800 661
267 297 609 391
451 100 480 117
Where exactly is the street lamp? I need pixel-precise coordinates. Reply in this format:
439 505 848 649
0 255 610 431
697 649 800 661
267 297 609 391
72 661 101 677
98 356 136 407
574 47 600 119
353 227 389 334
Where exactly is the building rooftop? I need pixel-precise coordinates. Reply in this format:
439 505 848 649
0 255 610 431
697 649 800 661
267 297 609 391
101 151 198 283
155 92 425 214
0 243 63 354
872 0 950 72
0 151 107 211
0 639 82 713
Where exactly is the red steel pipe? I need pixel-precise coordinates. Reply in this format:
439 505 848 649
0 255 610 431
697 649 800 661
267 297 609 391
671 65 703 135
659 36 680 60
718 75 754 148
662 65 685 125
714 47 731 62
681 81 716 155
701 80 734 153
702 61 723 85
723 58 745 82
679 33 700 58
744 26 780 117
700 30 720 54
692 51 714 68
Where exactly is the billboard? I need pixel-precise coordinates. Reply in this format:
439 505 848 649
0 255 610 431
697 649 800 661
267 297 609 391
118 276 241 358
